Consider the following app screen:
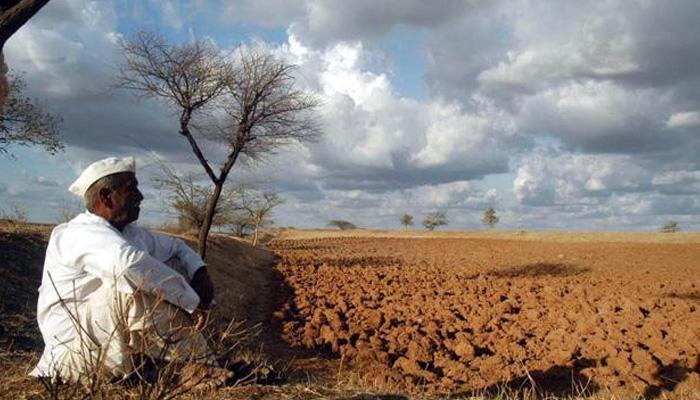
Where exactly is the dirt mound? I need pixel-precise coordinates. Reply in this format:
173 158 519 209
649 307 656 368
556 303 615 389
0 222 283 397
269 237 700 396
0 224 52 351
183 233 276 324
0 224 276 352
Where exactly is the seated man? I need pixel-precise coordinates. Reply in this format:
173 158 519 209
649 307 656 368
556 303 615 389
31 156 219 383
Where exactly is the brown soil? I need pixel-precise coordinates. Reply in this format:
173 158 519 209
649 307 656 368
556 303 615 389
268 235 700 397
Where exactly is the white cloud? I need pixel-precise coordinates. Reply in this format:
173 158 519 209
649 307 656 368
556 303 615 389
289 0 482 45
4 0 700 230
667 111 700 128
277 37 515 190
217 0 305 28
514 148 654 206
516 81 668 152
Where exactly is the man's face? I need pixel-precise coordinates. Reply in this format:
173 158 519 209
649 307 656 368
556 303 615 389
110 172 144 228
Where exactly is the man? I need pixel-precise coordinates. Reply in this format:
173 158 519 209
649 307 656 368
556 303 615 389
31 156 220 383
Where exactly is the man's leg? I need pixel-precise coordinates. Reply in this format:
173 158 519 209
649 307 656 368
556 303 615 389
122 288 216 367
57 284 215 383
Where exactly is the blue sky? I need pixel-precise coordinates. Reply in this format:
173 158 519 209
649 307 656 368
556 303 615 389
2 0 700 231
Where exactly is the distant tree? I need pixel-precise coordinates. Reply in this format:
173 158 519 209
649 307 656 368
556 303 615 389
482 207 500 229
660 221 681 233
328 220 356 230
400 213 414 229
228 212 255 237
243 191 283 246
422 211 448 231
0 203 27 222
116 31 320 258
152 160 244 232
0 73 62 156
55 199 83 223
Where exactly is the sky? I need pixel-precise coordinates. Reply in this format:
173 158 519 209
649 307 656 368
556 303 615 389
1 0 700 231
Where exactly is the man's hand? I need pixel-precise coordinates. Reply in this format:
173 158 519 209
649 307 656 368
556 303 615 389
190 267 214 309
191 308 209 331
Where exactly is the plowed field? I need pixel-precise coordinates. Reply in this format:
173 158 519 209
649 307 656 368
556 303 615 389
269 235 700 396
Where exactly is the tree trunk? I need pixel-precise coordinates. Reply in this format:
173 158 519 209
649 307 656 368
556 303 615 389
0 53 6 117
252 217 261 247
0 0 51 48
0 0 51 116
198 181 224 259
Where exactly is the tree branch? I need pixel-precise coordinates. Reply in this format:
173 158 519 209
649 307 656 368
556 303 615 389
0 0 50 50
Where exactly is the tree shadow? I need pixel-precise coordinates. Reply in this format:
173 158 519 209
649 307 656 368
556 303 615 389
489 262 590 278
0 231 47 350
270 242 335 251
315 255 403 269
259 261 339 384
643 356 700 398
452 360 600 398
666 291 700 303
337 395 408 400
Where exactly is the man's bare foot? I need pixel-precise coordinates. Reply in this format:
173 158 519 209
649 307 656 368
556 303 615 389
178 363 234 391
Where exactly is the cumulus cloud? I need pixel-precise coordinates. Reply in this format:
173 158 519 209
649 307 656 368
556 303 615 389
277 37 518 191
426 0 700 155
515 82 672 153
513 147 657 206
5 0 208 159
289 0 484 45
217 0 305 28
4 0 700 229
667 111 700 128
512 146 700 230
273 180 500 228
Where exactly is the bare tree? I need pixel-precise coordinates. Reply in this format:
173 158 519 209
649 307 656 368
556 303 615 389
152 160 244 232
242 191 283 246
228 212 254 238
116 32 320 258
0 0 51 115
0 72 61 156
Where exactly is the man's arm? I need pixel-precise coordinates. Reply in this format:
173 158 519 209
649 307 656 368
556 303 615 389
130 227 207 279
129 227 215 308
189 267 214 309
75 236 199 312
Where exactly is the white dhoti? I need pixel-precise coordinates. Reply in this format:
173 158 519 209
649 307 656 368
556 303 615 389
56 284 214 383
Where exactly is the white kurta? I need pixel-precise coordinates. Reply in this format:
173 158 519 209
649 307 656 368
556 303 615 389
31 211 205 378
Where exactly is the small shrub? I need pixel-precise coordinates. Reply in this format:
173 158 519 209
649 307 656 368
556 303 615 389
422 211 448 231
482 207 500 229
399 214 414 228
660 221 681 233
327 220 357 230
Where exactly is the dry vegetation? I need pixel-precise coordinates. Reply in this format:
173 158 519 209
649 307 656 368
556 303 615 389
1 222 699 399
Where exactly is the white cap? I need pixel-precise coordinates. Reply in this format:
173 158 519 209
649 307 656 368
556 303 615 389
68 157 135 197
